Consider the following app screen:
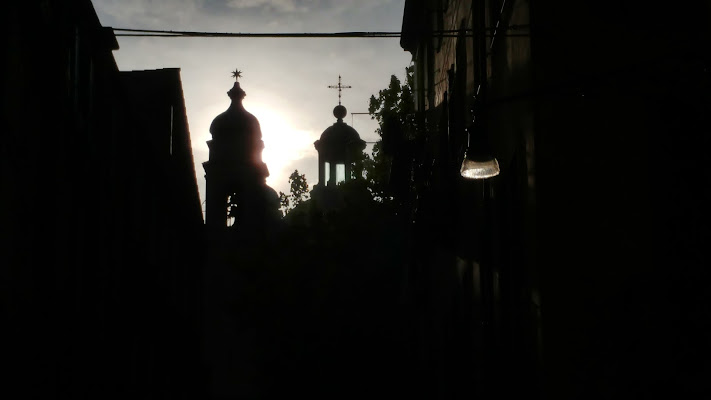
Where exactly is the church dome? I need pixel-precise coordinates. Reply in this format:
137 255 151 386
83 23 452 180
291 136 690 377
319 120 362 145
208 81 264 168
209 82 259 139
317 105 364 147
313 77 367 187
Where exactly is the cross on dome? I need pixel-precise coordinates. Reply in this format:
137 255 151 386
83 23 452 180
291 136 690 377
328 75 352 105
231 69 243 81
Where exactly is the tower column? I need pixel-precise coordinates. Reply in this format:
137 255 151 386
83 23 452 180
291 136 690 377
329 162 337 187
318 152 325 186
345 151 352 182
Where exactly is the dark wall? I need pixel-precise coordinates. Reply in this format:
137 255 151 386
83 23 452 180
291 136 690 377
1 1 205 398
401 0 711 398
530 1 711 398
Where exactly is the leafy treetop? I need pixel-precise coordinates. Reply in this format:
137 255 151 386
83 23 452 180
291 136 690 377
351 65 415 202
278 170 309 216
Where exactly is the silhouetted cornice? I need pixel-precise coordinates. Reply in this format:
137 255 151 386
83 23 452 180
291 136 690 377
400 0 427 54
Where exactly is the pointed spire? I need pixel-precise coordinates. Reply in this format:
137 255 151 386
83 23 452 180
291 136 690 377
227 68 246 100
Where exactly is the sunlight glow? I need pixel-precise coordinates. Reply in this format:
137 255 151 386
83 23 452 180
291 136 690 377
248 103 316 190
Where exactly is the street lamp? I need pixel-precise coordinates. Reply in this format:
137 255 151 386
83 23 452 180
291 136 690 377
460 116 500 179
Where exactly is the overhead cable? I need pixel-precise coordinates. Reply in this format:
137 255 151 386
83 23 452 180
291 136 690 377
111 25 530 38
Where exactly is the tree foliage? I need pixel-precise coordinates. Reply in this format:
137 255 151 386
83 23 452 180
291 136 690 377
278 169 309 216
368 65 415 133
354 65 415 202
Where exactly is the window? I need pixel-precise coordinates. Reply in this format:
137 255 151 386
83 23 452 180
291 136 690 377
336 164 346 184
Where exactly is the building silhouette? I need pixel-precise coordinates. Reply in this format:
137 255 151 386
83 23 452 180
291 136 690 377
2 1 205 397
201 76 282 398
399 0 710 398
203 78 278 231
314 104 366 187
307 78 367 214
314 76 366 188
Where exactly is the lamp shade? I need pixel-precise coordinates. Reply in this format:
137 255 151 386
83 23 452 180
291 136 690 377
460 153 500 179
460 120 499 179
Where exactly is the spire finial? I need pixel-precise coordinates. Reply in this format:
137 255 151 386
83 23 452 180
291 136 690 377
227 69 246 100
328 75 352 106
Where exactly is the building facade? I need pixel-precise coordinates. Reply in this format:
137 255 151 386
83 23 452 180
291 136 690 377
2 1 205 397
399 0 710 398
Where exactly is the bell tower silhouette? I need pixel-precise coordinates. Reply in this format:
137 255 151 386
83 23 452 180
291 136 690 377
314 75 366 187
203 70 269 230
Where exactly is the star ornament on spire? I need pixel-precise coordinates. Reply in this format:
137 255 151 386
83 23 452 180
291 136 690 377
231 69 243 81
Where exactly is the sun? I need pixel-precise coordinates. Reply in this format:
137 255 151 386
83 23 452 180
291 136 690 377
246 104 315 191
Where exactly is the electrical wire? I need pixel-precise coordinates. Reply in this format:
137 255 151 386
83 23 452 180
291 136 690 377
113 28 400 38
111 26 530 38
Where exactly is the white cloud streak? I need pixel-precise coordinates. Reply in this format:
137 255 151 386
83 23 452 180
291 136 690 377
226 0 302 13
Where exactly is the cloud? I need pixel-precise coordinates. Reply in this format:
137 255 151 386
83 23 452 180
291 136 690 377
95 0 404 34
94 0 202 28
226 0 300 13
195 0 323 18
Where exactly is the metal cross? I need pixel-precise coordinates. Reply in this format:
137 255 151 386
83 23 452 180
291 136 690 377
328 75 352 105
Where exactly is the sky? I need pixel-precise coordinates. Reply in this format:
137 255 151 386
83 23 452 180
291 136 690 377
92 0 412 210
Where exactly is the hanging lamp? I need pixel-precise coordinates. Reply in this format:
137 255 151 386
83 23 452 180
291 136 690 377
460 114 500 179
